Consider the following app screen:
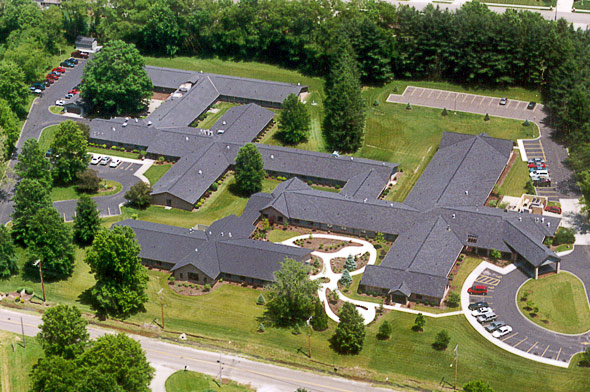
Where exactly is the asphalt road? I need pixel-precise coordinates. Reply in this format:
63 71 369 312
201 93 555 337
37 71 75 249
468 247 590 364
0 307 393 392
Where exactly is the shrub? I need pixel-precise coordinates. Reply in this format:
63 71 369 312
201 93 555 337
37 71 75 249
377 321 392 340
446 292 460 308
525 180 536 195
313 258 320 268
307 180 313 185
490 250 501 260
579 347 590 367
25 288 33 295
442 108 448 116
158 156 165 163
554 227 575 245
484 113 490 121
488 200 498 207
168 276 175 284
339 270 352 287
433 329 451 350
258 323 265 333
463 380 495 392
344 254 356 271
256 293 266 305
412 313 425 332
204 284 211 292
131 214 138 220
523 119 530 126
292 324 301 335
406 103 412 110
373 99 379 106
77 169 101 193
139 150 147 158
210 182 218 191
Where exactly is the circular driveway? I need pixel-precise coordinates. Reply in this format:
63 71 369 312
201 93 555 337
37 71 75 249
468 246 590 364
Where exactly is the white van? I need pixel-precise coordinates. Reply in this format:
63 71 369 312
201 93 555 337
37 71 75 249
533 169 548 176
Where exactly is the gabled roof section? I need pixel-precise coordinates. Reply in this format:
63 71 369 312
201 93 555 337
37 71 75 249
212 104 275 144
361 266 449 299
208 74 305 104
503 220 558 267
89 118 157 148
340 169 388 200
146 66 199 90
271 177 312 198
146 127 211 157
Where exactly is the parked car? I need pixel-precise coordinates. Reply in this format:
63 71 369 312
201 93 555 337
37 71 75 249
68 88 79 95
485 321 506 333
528 162 546 168
71 50 89 59
499 97 508 105
32 89 42 95
528 158 544 164
65 93 74 99
45 77 54 84
545 205 562 214
67 57 79 65
42 80 51 87
471 307 492 317
527 102 536 110
32 83 46 90
477 312 497 324
55 100 65 106
45 148 53 158
100 156 111 165
467 285 488 295
90 155 101 165
53 67 66 73
492 325 512 338
468 301 489 311
47 74 58 80
109 158 122 168
60 61 74 68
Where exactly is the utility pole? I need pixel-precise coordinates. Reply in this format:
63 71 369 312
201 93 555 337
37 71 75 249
20 317 26 348
453 345 458 391
35 259 46 303
158 288 164 329
307 316 313 358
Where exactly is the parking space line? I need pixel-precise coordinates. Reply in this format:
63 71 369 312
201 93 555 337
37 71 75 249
501 332 518 341
556 347 562 361
469 96 476 104
436 91 441 99
419 89 425 97
462 94 468 102
410 88 416 96
443 92 450 99
542 345 550 357
513 336 528 348
526 342 538 353
427 90 434 98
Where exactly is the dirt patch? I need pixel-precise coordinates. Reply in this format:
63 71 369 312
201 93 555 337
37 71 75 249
169 280 221 296
330 252 370 273
293 238 362 253
151 91 170 100
326 288 344 315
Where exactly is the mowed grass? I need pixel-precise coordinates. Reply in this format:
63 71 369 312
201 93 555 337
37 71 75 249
267 229 301 242
50 179 122 202
517 272 590 334
196 102 239 129
498 151 531 197
0 332 43 392
165 370 254 392
144 163 172 185
485 0 555 7
38 124 59 152
87 146 140 159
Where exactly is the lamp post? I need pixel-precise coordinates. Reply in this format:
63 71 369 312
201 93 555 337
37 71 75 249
34 259 46 303
453 345 458 390
157 288 164 329
307 316 313 358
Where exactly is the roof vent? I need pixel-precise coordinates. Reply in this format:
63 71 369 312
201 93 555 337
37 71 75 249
390 203 394 207
195 248 198 252
535 217 539 222
200 70 203 73
541 217 545 223
147 121 152 126
363 198 367 203
452 213 456 219
135 118 138 123
198 169 202 175
351 157 354 160
465 190 469 195
122 122 127 127
518 216 522 221
270 154 274 159
208 231 212 235
222 121 226 125
226 145 230 149
229 232 232 238
125 117 129 121
189 228 193 233
447 225 451 231
221 232 224 237
547 222 551 227
112 127 116 131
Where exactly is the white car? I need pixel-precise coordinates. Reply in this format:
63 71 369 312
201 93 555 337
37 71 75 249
90 155 101 165
109 158 121 168
471 307 492 317
100 156 112 165
492 325 513 338
55 100 65 106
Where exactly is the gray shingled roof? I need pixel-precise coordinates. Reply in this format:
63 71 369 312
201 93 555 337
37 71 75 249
340 169 388 200
212 104 275 144
89 118 157 148
361 266 449 299
146 66 199 90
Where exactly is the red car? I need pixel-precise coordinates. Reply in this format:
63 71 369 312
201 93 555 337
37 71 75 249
45 77 54 84
52 67 65 73
545 205 562 214
528 162 546 168
467 285 488 295
71 50 89 59
68 88 79 95
46 73 58 80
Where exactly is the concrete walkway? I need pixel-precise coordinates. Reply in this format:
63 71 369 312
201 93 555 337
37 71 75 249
557 0 574 12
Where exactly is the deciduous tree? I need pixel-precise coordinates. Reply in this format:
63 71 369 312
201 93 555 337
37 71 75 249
331 302 365 354
0 225 18 279
142 0 182 56
85 226 148 317
15 138 52 189
124 181 152 209
0 98 20 156
278 94 310 145
377 320 392 340
11 178 52 244
234 143 265 196
37 305 89 359
73 194 101 245
0 60 28 114
51 120 90 185
77 168 101 193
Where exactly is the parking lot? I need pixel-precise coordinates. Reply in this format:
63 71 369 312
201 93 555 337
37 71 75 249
469 268 589 363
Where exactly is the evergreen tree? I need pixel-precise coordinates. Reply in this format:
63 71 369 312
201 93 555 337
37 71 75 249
0 225 18 279
344 254 356 271
339 269 352 287
14 138 52 189
331 302 365 354
310 300 328 331
73 194 101 245
322 37 365 153
412 313 426 332
256 293 266 305
278 93 311 145
234 143 266 196
11 178 52 244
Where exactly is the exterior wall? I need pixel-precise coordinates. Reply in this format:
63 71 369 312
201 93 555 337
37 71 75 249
220 273 270 287
266 171 346 187
409 292 444 306
88 137 147 154
173 264 215 284
358 284 388 297
219 95 282 109
151 192 194 211
141 258 175 271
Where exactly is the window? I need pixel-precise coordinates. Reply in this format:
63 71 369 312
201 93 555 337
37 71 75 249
416 294 423 300
188 272 199 281
166 199 172 207
204 277 207 283
179 273 183 279
467 234 478 244
277 216 283 223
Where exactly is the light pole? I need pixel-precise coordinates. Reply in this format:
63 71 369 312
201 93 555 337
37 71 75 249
453 345 458 390
157 288 164 329
307 316 313 358
33 259 46 303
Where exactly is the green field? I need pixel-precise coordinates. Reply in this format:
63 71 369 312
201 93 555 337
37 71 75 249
144 163 172 185
499 151 530 197
485 0 555 7
165 370 254 392
0 332 43 392
517 272 590 334
50 179 122 202
195 102 239 129
38 124 59 152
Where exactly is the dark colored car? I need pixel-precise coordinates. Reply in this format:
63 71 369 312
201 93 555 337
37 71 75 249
527 102 536 110
32 83 45 90
71 50 89 59
61 61 75 68
68 57 79 65
467 285 488 295
45 148 53 158
545 205 562 214
468 301 489 311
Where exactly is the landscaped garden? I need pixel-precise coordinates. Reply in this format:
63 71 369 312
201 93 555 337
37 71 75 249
191 102 239 129
517 272 590 334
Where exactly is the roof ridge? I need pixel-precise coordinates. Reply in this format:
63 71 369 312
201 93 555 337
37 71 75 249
404 218 439 273
504 220 554 257
433 137 477 205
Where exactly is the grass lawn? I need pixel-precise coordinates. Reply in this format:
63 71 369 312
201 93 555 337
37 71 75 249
144 163 172 185
555 244 574 252
267 229 301 242
499 151 531 197
485 0 555 6
50 179 122 202
575 0 590 9
194 102 239 129
451 256 482 297
517 272 590 334
165 370 254 392
49 106 64 115
38 124 59 152
0 332 43 392
87 146 140 159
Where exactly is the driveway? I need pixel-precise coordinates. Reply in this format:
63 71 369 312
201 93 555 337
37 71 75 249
53 161 143 221
387 87 578 201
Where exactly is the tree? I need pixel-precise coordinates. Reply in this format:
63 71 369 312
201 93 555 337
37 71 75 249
73 194 101 245
0 98 20 156
15 138 52 189
331 302 365 354
377 320 392 340
484 113 490 121
76 369 125 392
446 292 460 308
256 293 266 305
27 207 75 280
79 334 154 392
278 93 311 145
322 38 365 153
85 226 149 317
124 181 152 209
142 0 182 56
310 300 328 331
29 355 79 392
37 305 89 359
234 143 265 196
77 168 101 193
266 257 320 326
344 254 356 271
51 120 90 185
0 60 28 114
579 347 590 367
463 380 495 392
11 178 52 244
412 313 425 332
554 227 575 245
432 329 451 350
339 269 352 287
82 40 153 115
490 250 501 260
525 180 536 195
61 0 89 40
0 225 18 279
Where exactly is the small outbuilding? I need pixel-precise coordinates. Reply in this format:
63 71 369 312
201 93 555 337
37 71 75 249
75 36 98 53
